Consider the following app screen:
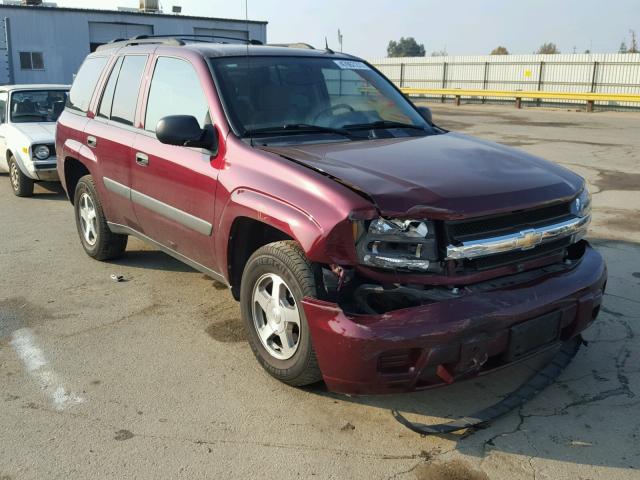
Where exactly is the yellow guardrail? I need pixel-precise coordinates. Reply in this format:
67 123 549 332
400 88 640 111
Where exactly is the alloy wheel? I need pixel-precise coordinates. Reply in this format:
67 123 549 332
78 192 98 246
251 273 302 360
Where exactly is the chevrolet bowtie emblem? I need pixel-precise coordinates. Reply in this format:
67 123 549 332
516 229 543 250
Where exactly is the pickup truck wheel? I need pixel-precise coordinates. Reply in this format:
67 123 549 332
8 156 34 197
240 241 323 387
74 175 128 261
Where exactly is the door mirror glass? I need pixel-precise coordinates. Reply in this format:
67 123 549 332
416 106 433 125
156 115 217 151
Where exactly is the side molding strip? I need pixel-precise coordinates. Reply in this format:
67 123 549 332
107 222 228 286
103 177 131 200
103 177 213 236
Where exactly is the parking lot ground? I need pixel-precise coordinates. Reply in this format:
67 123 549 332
1 104 639 480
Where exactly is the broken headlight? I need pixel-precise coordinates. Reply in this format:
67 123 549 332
355 218 439 272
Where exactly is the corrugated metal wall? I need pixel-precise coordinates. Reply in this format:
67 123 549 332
370 54 640 108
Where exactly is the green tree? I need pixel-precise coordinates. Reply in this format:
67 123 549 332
629 30 639 53
536 42 560 54
387 37 426 57
490 46 509 55
431 49 448 57
619 41 628 53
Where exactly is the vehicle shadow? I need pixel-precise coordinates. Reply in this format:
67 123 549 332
110 249 196 273
33 181 67 200
303 239 639 472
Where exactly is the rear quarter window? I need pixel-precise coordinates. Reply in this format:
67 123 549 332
67 56 108 114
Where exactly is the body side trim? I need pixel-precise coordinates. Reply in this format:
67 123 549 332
103 176 213 236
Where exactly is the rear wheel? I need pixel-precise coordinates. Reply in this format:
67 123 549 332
9 156 34 197
74 175 128 260
240 241 322 387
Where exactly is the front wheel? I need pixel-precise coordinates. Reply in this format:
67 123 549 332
9 156 34 197
74 175 128 261
240 241 323 387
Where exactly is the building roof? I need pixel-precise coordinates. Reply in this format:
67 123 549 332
0 4 268 25
0 84 70 91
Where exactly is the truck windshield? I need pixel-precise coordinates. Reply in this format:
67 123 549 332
10 90 68 123
210 56 432 138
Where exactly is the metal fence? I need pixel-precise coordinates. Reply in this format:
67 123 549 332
369 53 640 108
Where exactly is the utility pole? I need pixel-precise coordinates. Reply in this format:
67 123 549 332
338 29 343 52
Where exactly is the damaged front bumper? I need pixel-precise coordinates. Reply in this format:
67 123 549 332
303 243 606 395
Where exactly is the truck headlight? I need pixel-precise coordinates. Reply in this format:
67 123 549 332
571 187 591 218
33 145 51 160
355 218 438 271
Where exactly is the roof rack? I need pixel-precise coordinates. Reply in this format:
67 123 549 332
96 34 263 52
267 43 316 50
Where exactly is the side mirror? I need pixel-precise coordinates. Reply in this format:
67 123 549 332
416 106 433 125
156 115 218 152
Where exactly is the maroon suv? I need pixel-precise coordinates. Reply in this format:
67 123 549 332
56 37 606 394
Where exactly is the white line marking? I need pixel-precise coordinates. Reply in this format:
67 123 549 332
10 328 84 411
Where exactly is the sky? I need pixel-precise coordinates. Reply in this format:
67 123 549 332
55 0 640 58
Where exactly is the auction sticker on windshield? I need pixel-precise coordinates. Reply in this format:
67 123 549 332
334 60 370 70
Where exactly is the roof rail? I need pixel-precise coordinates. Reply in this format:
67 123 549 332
267 43 316 50
96 37 184 51
95 34 263 52
132 34 264 45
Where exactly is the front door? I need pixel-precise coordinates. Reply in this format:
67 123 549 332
130 56 219 269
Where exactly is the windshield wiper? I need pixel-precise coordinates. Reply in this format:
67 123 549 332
342 120 427 131
246 124 353 137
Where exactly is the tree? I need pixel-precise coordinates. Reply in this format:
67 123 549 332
536 42 560 54
490 46 509 55
629 30 639 53
619 41 628 53
431 49 448 57
387 37 425 57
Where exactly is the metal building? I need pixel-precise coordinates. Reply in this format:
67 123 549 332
0 0 267 85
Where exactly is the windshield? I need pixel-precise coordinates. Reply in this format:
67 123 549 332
10 90 69 123
210 56 432 139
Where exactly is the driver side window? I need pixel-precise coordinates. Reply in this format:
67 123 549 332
144 57 210 133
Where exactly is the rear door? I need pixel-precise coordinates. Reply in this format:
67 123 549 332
130 55 219 268
84 54 149 230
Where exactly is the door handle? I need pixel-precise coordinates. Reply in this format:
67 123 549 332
135 152 149 167
87 135 97 148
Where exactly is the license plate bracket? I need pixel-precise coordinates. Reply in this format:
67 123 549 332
507 311 561 361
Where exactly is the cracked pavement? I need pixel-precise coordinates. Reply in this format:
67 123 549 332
1 104 639 479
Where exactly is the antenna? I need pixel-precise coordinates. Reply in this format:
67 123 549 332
325 37 334 54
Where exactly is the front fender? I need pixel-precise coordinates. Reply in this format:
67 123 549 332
216 188 326 276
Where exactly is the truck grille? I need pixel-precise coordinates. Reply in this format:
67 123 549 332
465 238 571 271
445 201 573 241
444 201 575 272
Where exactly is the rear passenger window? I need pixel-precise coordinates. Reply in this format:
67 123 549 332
67 56 108 114
97 57 123 119
144 57 209 132
110 55 148 126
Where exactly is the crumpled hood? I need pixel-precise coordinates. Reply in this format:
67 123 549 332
260 132 584 219
12 122 56 143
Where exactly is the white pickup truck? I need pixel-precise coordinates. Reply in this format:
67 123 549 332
0 84 69 197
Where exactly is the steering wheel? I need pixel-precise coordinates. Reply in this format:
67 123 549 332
312 103 355 123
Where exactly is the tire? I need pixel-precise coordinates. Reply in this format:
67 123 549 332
74 175 128 261
8 156 34 197
240 240 323 387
